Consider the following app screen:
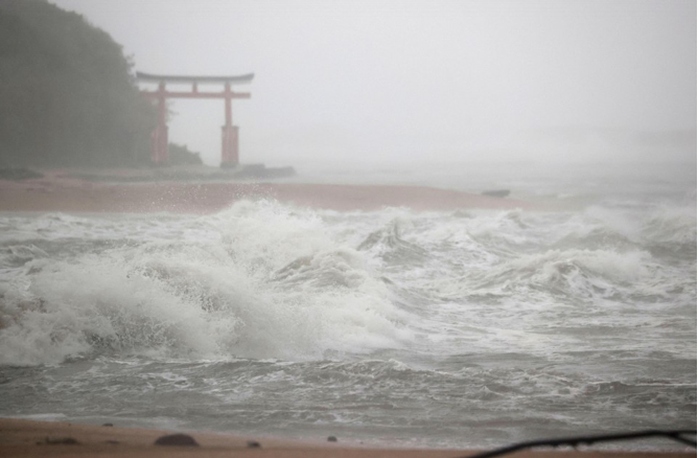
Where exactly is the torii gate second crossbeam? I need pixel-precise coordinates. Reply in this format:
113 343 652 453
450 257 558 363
136 72 254 167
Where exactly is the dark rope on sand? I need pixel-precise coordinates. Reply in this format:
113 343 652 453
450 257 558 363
460 430 696 458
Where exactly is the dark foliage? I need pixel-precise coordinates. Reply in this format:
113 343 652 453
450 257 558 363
0 0 155 166
168 143 203 165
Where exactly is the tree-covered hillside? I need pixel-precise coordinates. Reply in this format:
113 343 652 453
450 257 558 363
0 0 155 166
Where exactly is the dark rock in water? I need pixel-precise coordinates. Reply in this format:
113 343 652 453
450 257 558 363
327 435 338 442
41 437 80 445
261 166 296 179
481 189 510 198
153 433 199 447
232 163 265 176
247 440 262 448
102 423 114 427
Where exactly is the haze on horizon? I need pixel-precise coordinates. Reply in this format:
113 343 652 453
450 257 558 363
50 0 696 167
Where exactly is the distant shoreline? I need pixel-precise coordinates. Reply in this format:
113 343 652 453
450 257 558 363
0 169 540 213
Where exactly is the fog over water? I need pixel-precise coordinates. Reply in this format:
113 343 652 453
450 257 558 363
51 0 695 166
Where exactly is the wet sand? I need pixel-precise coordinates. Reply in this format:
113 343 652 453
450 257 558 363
0 418 692 458
0 170 538 213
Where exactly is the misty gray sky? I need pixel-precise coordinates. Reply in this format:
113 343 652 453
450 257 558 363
51 0 696 165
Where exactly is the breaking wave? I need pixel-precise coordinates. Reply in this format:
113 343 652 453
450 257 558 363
0 201 411 365
0 199 694 368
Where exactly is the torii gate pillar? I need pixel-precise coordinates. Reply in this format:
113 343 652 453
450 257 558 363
151 81 169 164
221 82 239 168
136 72 253 168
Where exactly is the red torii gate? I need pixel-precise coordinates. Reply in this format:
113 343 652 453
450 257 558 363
136 72 254 167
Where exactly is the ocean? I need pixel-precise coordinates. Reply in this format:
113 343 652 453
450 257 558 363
0 160 695 451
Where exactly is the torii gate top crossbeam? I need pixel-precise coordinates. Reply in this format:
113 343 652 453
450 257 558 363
136 72 254 85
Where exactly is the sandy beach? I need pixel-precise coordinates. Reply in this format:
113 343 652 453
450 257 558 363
0 418 693 458
0 169 539 213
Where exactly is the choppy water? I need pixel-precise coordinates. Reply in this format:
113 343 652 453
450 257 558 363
0 161 695 451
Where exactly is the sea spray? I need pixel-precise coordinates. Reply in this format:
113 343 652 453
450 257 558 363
0 200 411 365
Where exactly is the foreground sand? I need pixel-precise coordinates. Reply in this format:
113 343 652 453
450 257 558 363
0 419 692 458
0 170 540 213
